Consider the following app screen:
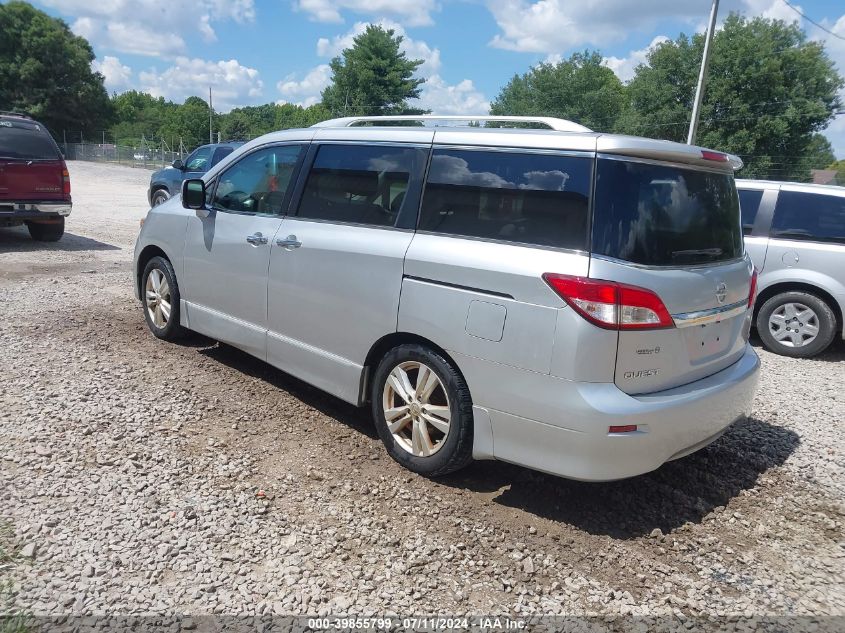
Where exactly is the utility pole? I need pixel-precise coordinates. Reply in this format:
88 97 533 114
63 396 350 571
209 87 214 145
687 0 719 145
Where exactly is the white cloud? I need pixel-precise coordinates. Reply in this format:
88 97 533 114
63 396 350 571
139 57 263 111
295 0 437 27
277 65 333 107
43 0 255 59
603 35 669 82
413 76 490 115
91 56 133 92
485 0 705 54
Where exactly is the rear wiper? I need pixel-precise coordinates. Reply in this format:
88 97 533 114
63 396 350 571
671 248 723 259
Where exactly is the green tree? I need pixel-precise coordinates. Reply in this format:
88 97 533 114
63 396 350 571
491 51 626 131
827 159 845 186
621 13 843 181
0 1 112 134
321 25 425 116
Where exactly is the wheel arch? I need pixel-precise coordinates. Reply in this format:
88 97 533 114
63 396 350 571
754 281 843 334
135 244 171 297
360 332 468 405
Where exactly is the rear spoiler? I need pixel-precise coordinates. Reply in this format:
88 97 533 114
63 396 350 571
597 135 743 172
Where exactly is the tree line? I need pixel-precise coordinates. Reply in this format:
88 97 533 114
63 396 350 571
1 0 843 181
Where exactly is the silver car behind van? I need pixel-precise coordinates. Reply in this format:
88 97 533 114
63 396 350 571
134 115 760 482
738 180 845 358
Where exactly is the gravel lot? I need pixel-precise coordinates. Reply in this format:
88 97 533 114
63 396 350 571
1 161 844 621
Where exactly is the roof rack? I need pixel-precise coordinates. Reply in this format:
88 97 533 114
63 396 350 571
0 110 33 119
311 115 592 133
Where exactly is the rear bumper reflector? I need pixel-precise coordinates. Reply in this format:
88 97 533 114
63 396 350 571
609 425 638 434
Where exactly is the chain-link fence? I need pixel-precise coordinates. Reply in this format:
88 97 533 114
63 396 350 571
62 142 187 170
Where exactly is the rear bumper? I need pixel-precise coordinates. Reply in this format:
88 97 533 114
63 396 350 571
464 345 761 481
0 201 72 218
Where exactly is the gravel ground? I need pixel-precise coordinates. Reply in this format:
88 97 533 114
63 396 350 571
1 161 844 621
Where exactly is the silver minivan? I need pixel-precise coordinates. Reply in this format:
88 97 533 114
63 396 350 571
133 115 760 481
738 180 845 358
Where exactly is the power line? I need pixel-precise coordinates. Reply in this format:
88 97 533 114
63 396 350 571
780 0 845 41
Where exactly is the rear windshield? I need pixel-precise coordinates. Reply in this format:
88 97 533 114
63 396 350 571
592 158 742 266
0 123 60 160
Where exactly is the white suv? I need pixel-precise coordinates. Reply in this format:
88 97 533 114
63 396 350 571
134 115 760 481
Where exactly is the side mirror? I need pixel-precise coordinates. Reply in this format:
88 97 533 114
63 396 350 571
182 179 207 215
172 158 184 170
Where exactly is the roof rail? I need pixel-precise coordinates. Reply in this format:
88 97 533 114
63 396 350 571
0 110 33 119
311 115 592 133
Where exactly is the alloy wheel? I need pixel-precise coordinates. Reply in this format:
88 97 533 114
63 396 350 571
145 268 172 329
382 361 451 457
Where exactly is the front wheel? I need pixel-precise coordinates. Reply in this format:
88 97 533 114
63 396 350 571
151 189 170 207
141 256 186 341
757 291 836 358
371 344 474 477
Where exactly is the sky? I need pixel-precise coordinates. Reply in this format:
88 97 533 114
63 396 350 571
18 0 845 157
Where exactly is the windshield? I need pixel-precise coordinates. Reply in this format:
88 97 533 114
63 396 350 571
0 124 60 160
592 158 742 266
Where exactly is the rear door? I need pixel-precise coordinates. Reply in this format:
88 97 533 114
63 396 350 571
266 140 430 404
0 120 64 201
589 156 754 395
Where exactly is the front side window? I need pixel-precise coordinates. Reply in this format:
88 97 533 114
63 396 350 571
419 149 592 250
212 144 303 215
738 189 763 235
771 191 845 244
185 146 213 171
297 144 426 227
592 159 743 266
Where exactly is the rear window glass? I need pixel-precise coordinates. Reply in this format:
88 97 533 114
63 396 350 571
0 123 59 160
592 159 743 266
738 189 763 235
419 149 592 250
771 191 845 244
297 144 426 227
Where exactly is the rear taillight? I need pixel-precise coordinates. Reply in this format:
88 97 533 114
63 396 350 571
543 274 674 330
61 162 71 197
748 268 758 309
701 150 728 162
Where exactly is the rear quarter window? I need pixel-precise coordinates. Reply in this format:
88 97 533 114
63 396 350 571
592 158 743 266
771 191 845 245
419 149 592 251
738 189 764 235
0 122 59 160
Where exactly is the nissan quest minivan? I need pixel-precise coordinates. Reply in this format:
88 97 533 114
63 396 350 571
133 115 760 482
738 180 845 358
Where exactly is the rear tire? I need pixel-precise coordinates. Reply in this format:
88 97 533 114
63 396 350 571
757 291 836 358
141 256 186 341
27 218 64 242
371 344 474 477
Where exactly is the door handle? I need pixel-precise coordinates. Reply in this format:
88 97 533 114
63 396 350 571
246 232 268 246
276 235 302 249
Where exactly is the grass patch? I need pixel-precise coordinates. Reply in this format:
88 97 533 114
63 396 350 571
0 520 31 633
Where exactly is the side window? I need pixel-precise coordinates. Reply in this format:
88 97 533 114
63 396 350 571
419 149 592 250
210 146 235 167
296 144 426 227
771 191 845 244
212 144 304 215
185 146 212 171
737 189 763 235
